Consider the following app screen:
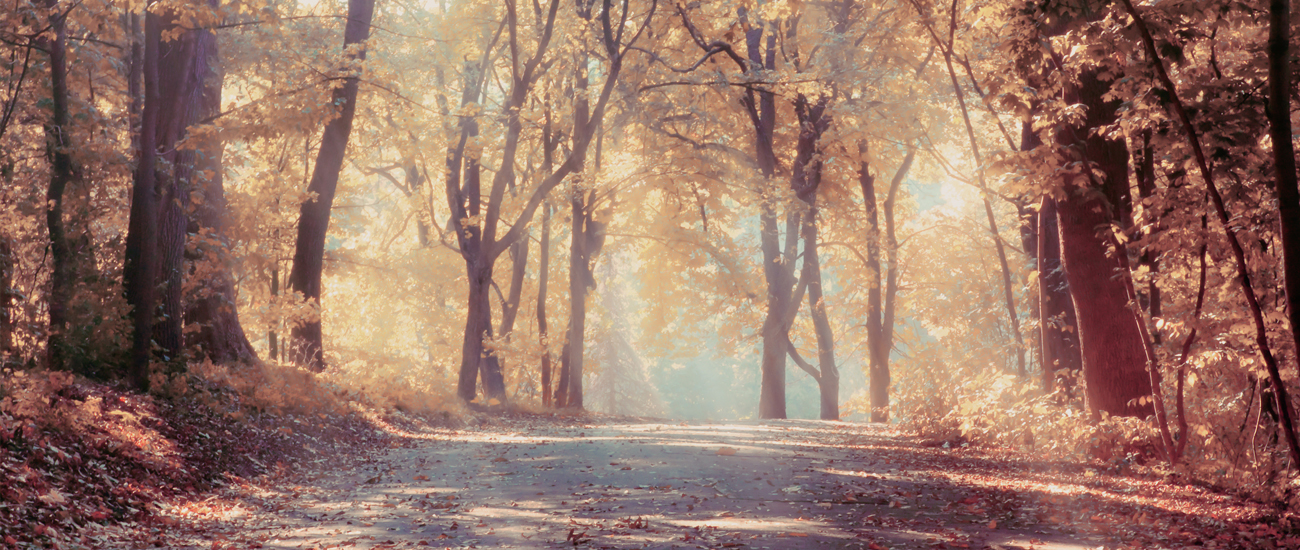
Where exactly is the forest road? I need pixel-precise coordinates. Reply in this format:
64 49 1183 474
182 418 1108 550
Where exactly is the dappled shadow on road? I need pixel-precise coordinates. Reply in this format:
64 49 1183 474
121 416 1286 550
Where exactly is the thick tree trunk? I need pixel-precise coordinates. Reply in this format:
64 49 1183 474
1037 197 1082 396
153 2 220 364
759 206 799 419
1055 71 1153 418
286 0 376 371
41 0 76 372
124 7 162 390
453 158 507 401
182 41 256 364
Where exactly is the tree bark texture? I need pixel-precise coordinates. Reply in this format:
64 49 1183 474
1055 71 1153 418
286 0 376 371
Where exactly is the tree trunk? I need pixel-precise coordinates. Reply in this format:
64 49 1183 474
499 231 529 339
41 0 76 372
268 266 279 360
0 237 12 356
153 1 220 365
539 202 552 407
1134 131 1162 346
1055 70 1153 418
181 27 256 365
1037 197 1082 396
566 190 596 409
124 5 162 390
286 0 376 371
746 26 791 420
801 201 838 420
1268 0 1300 381
860 143 885 423
460 257 504 402
555 332 571 407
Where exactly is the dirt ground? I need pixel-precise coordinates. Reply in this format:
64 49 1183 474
78 415 1295 550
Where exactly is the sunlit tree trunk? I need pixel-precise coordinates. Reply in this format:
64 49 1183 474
286 0 376 371
1055 71 1153 418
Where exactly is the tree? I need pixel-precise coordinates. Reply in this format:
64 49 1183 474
285 0 377 371
861 146 913 422
183 22 256 364
123 1 163 389
40 0 78 372
445 0 654 405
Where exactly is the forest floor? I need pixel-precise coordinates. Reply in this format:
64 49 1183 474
67 413 1297 550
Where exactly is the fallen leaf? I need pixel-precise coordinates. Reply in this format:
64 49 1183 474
717 447 737 456
37 490 67 505
987 520 997 529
